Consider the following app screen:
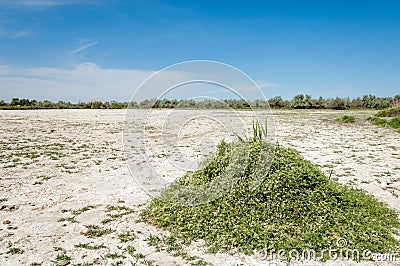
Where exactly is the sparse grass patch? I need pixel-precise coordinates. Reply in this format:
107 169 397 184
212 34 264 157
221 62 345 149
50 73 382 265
143 259 156 266
133 253 146 260
146 234 160 247
108 210 134 219
105 252 125 259
58 216 78 223
165 235 182 253
62 205 97 216
106 205 133 212
190 260 209 266
83 225 114 238
55 254 71 261
104 205 135 221
52 253 72 265
124 245 136 256
7 247 24 254
70 205 97 215
118 231 136 243
74 243 106 250
387 189 399 198
39 175 52 181
0 198 8 203
53 246 64 252
101 218 113 224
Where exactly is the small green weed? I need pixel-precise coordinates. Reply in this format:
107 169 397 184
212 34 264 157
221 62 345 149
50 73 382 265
133 253 146 260
84 225 114 238
51 253 72 266
101 218 113 224
165 235 180 251
190 260 209 266
105 253 125 259
53 246 64 252
58 217 78 223
7 247 24 254
74 243 106 250
61 205 97 216
70 205 97 215
124 245 136 256
146 234 160 247
118 231 136 243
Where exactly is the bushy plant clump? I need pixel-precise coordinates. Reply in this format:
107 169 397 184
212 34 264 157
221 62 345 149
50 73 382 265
142 133 400 255
375 107 400 118
336 115 356 123
389 117 400 129
368 116 400 131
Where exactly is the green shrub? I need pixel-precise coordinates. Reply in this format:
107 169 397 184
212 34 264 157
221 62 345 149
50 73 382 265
368 116 400 130
337 115 356 123
142 138 400 255
367 116 387 126
375 108 400 117
388 117 400 129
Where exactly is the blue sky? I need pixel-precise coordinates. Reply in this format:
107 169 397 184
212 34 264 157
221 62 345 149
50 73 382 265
0 0 399 102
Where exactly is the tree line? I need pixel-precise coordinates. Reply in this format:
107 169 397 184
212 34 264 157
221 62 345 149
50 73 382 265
0 99 128 110
1 94 399 110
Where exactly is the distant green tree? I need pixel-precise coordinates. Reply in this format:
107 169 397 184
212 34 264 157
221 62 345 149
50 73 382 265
90 100 104 109
394 94 400 108
269 96 285 108
291 94 305 109
10 98 20 106
42 100 53 108
304 94 313 108
326 97 347 110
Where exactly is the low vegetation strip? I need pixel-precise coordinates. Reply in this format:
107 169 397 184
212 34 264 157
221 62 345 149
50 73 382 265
375 107 400 118
142 137 400 256
1 94 399 110
368 116 400 132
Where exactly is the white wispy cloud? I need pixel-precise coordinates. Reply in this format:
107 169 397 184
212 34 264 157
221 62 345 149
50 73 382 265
70 41 99 55
0 0 73 7
0 63 154 102
0 62 278 102
0 19 32 39
0 0 101 8
10 30 31 38
256 80 278 89
0 28 32 39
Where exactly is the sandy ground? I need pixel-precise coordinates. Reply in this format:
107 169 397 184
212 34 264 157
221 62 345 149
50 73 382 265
0 109 399 266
